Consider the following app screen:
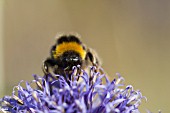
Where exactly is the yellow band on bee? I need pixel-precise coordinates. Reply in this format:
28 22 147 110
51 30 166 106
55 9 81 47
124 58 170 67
52 42 86 60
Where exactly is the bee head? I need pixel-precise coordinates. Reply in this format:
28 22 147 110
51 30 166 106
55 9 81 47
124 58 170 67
51 35 86 70
58 51 82 70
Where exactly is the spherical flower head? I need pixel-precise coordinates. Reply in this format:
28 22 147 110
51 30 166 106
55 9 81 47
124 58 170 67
0 66 145 113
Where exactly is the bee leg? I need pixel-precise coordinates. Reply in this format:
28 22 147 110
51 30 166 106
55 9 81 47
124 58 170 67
86 49 105 75
42 58 53 75
86 48 100 65
76 65 82 81
42 58 58 79
42 60 49 75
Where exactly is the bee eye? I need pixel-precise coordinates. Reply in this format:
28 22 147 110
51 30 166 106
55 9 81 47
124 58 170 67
64 56 79 62
71 56 79 61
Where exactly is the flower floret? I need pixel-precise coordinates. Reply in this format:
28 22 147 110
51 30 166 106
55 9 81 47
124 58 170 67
0 66 145 113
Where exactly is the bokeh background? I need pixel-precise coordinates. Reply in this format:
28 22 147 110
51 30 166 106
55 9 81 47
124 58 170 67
0 0 170 112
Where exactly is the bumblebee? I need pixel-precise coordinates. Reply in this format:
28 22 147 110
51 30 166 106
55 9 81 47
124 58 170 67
42 34 100 79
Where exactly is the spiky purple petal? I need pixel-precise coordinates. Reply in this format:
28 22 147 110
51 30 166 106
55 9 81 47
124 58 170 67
0 66 145 113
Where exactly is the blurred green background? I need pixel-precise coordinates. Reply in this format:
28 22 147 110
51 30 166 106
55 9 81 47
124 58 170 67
0 0 170 112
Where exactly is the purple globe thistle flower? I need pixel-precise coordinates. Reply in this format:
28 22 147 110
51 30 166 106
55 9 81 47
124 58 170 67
0 66 145 113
